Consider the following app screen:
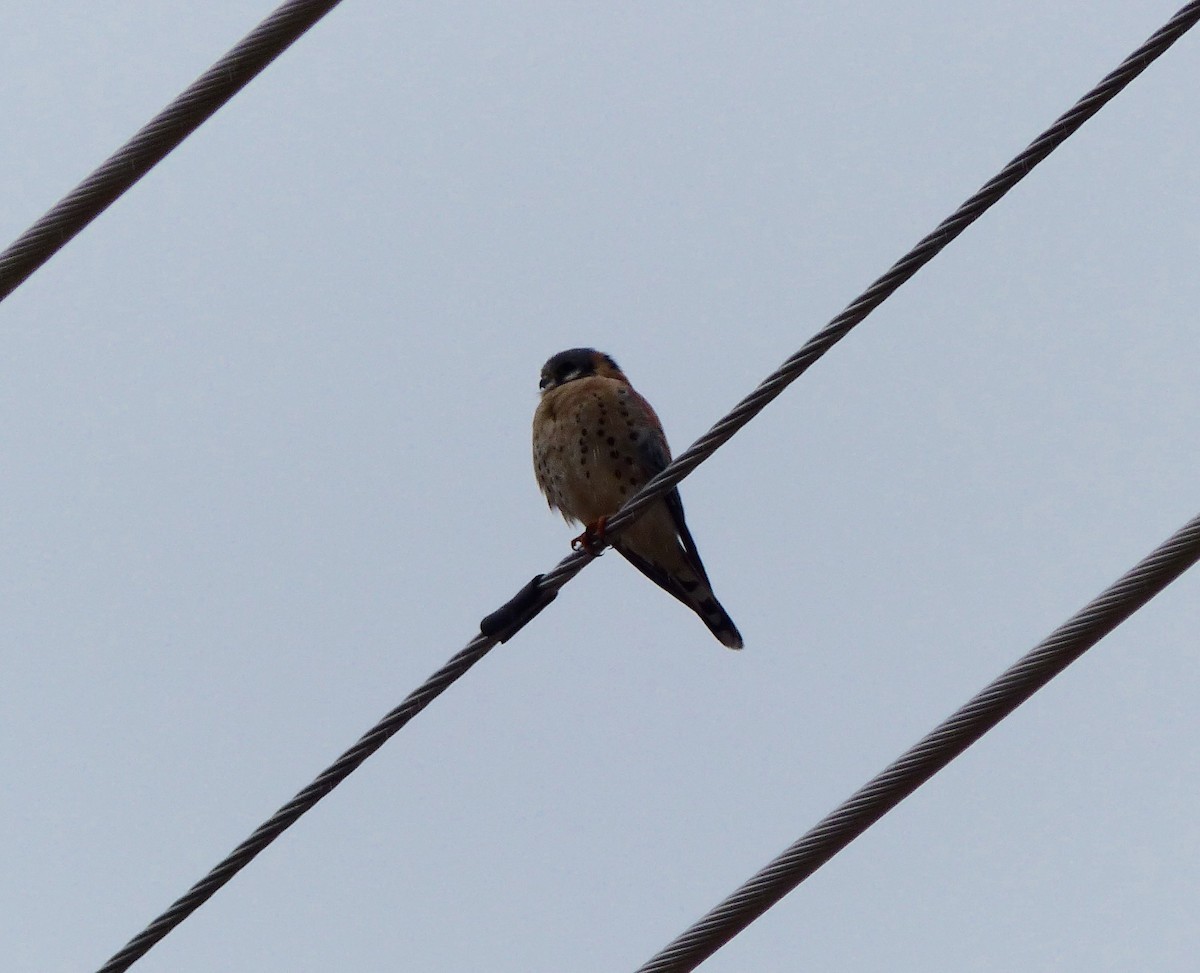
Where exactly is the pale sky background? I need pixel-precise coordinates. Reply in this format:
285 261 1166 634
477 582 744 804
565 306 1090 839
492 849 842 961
1 3 1197 971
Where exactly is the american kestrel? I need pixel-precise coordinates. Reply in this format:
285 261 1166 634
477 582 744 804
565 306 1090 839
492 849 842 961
532 348 743 649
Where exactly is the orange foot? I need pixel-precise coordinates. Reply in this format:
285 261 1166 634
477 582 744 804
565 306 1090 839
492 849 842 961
571 516 608 555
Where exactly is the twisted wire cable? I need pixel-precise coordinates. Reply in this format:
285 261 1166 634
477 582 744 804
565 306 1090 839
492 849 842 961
90 3 1200 970
0 0 346 302
538 0 1200 585
635 510 1200 972
94 636 497 973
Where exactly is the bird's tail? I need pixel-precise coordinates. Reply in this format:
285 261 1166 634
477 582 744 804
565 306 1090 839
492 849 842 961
614 541 744 649
613 499 744 650
688 585 744 650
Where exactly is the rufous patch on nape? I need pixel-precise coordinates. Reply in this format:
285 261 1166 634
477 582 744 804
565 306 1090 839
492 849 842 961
532 348 743 649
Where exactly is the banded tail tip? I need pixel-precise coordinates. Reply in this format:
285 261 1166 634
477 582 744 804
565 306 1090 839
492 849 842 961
715 624 744 650
699 599 743 650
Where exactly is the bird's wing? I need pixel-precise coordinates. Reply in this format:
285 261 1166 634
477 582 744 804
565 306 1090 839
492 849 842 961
624 414 712 588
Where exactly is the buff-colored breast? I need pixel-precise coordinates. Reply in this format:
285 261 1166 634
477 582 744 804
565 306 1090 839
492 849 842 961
532 376 655 525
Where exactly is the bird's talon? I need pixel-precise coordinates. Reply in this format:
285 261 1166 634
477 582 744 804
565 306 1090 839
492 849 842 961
572 517 608 555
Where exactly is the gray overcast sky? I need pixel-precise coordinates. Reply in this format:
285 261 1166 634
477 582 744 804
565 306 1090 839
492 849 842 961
2 3 1197 971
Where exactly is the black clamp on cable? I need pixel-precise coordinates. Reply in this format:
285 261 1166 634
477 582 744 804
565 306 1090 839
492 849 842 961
479 575 557 643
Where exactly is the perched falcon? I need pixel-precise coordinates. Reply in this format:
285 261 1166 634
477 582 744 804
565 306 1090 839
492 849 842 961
532 348 743 649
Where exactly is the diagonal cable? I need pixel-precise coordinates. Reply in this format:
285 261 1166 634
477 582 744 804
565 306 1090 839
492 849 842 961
0 0 347 303
542 0 1200 581
91 3 1200 971
635 510 1200 972
93 636 496 973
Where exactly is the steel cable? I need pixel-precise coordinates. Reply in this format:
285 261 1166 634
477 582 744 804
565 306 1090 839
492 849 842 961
540 0 1200 581
94 635 496 973
0 0 346 302
88 2 1200 970
635 510 1200 972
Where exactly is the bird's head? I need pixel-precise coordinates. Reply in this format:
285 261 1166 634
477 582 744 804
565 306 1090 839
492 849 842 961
538 348 626 393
